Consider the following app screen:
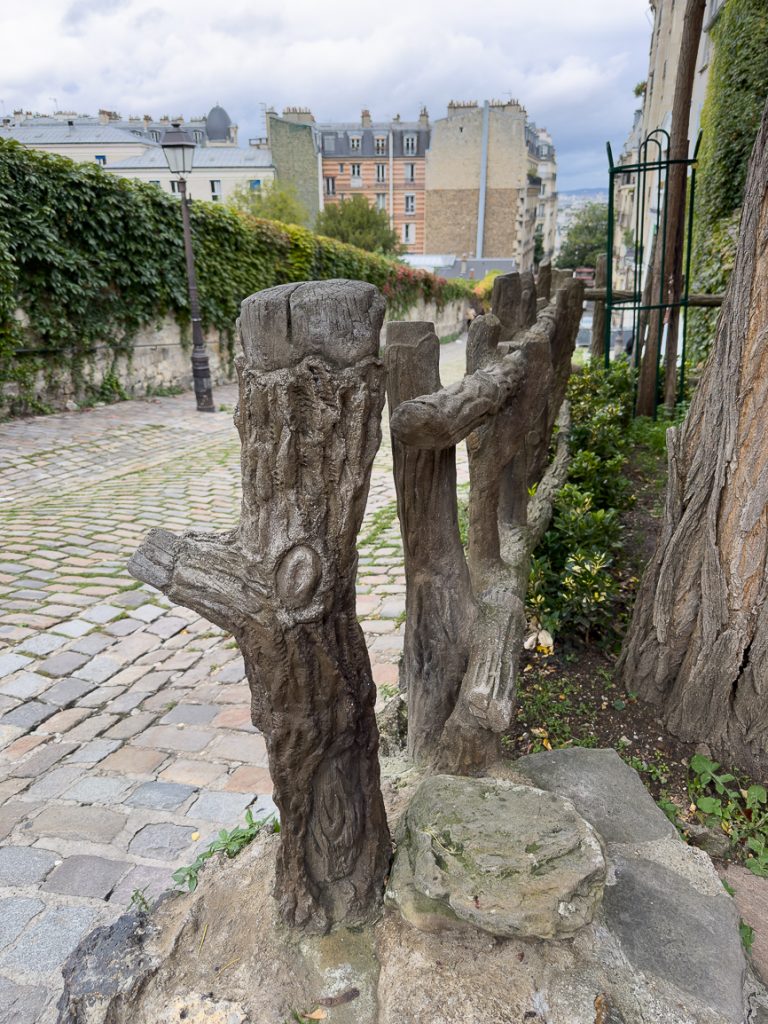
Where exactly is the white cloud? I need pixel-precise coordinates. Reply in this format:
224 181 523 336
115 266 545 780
3 0 651 188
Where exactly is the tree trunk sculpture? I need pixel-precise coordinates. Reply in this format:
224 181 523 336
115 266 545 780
617 98 768 778
129 280 391 931
387 276 584 773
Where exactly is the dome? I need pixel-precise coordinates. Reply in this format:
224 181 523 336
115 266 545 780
206 104 232 142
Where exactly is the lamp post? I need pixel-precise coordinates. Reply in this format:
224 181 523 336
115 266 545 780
161 123 215 412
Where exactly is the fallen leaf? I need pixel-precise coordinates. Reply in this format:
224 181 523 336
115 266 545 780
537 629 553 648
191 832 201 841
524 634 537 651
303 1010 328 1020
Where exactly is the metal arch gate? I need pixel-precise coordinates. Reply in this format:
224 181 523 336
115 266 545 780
605 128 701 417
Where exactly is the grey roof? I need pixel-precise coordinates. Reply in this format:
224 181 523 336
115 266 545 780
316 121 423 132
1 125 153 145
110 146 273 170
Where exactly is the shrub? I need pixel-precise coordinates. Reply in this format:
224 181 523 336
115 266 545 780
527 359 635 640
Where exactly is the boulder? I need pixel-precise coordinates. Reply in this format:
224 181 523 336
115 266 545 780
385 774 606 939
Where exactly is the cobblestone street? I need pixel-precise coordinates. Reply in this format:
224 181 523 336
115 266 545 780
0 340 468 1023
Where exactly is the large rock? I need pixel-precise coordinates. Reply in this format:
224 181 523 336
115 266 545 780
57 750 768 1024
385 774 606 939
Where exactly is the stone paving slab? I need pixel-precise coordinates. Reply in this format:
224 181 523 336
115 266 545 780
0 344 469 1021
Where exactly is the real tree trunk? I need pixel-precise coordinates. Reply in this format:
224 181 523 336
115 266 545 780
129 280 391 932
617 99 768 778
590 254 607 363
662 0 707 414
635 0 706 416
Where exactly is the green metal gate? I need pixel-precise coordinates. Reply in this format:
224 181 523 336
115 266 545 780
605 129 701 416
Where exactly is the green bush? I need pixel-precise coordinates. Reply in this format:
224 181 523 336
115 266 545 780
527 359 635 640
0 140 473 412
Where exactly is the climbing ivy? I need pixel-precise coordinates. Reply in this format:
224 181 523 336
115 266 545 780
688 0 768 361
0 140 471 413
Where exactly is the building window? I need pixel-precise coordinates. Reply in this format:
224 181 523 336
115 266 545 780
402 223 415 244
95 155 107 165
150 130 160 142
404 193 416 215
249 179 262 190
376 163 386 183
350 163 361 178
404 134 417 155
324 176 336 196
350 135 361 151
338 163 344 173
375 136 386 155
194 130 204 143
148 179 161 187
210 180 222 201
323 134 336 153
375 193 386 211
404 162 415 183
170 180 181 195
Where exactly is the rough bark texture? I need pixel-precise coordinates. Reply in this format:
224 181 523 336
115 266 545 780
389 275 583 772
662 0 707 413
590 253 607 363
129 280 391 931
384 323 475 764
617 100 768 778
635 222 662 416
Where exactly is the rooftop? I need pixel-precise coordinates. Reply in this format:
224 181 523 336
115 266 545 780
0 124 153 146
110 146 273 170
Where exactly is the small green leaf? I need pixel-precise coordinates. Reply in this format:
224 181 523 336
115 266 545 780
696 796 722 815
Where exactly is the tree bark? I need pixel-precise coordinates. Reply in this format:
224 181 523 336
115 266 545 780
384 322 475 764
129 280 391 932
590 253 607 363
662 0 707 414
635 225 662 416
617 98 768 778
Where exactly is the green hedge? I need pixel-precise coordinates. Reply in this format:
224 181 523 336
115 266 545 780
689 0 768 361
0 140 471 411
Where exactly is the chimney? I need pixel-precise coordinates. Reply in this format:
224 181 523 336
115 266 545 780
419 106 429 127
281 107 315 126
361 108 372 128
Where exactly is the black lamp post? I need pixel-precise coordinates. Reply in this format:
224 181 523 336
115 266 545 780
161 123 215 412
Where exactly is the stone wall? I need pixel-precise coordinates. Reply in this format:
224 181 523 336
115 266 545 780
389 296 470 341
2 294 470 415
1 318 234 416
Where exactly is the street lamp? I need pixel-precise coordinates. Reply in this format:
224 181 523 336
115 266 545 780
161 122 215 412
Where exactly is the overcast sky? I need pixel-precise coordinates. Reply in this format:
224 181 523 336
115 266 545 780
4 0 652 191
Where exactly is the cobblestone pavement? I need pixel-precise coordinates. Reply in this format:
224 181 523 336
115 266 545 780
0 340 469 1022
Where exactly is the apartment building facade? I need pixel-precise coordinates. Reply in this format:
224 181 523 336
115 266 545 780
423 100 552 270
1 105 274 202
612 0 725 286
314 109 430 253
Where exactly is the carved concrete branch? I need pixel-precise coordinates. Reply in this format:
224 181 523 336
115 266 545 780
129 280 391 932
388 273 583 774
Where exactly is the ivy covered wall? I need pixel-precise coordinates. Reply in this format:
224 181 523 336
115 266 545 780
0 140 471 413
689 0 768 360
